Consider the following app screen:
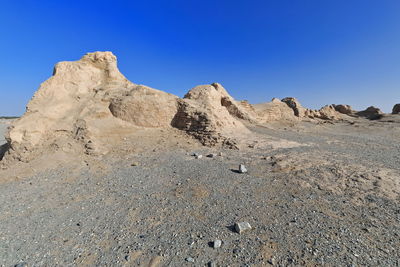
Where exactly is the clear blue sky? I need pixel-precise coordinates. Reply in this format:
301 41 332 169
1 0 399 115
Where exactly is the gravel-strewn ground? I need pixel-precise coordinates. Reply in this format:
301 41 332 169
0 118 399 266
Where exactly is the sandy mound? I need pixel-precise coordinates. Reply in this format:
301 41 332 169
252 98 298 123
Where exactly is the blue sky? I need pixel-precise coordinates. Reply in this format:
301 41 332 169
0 0 399 115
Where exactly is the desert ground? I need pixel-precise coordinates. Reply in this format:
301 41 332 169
1 116 399 266
1 52 399 266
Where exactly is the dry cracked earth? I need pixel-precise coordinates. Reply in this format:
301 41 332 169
0 117 400 267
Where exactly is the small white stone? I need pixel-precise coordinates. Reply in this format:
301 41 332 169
213 239 222 248
195 154 203 159
235 221 252 234
239 164 247 173
186 257 195 262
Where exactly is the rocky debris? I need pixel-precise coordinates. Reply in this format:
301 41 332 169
213 239 222 248
239 164 247 173
356 106 384 120
208 261 216 267
206 153 216 158
130 162 139 166
392 104 400 114
192 152 203 159
14 263 28 267
235 221 252 234
333 104 354 114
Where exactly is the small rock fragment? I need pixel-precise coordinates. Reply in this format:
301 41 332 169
14 263 28 267
234 221 252 234
239 164 247 173
213 239 222 248
206 153 216 158
218 152 223 156
195 154 203 159
131 162 139 166
208 261 216 267
267 257 276 265
186 257 195 263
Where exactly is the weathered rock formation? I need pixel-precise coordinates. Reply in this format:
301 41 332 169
109 85 179 127
281 98 344 120
2 51 357 163
392 104 400 114
6 52 134 160
356 106 384 120
307 105 341 120
4 52 189 162
333 104 354 115
281 97 306 117
172 83 251 147
252 98 298 123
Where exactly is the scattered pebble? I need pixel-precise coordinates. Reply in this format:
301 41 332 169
131 162 139 166
234 221 252 234
206 153 216 158
239 164 247 173
186 257 195 263
208 261 216 267
213 239 222 248
14 263 27 267
267 257 276 265
195 154 202 159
